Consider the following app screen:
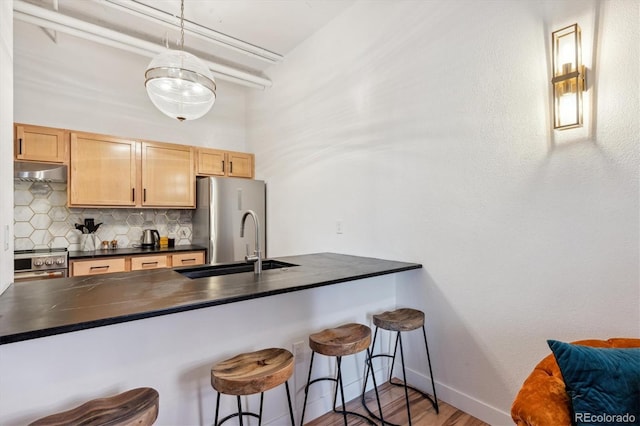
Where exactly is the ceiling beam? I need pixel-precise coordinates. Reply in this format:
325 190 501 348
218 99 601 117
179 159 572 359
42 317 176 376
100 0 283 64
13 0 272 89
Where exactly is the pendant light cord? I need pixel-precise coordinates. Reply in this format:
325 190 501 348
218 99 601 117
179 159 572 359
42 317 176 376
179 0 185 50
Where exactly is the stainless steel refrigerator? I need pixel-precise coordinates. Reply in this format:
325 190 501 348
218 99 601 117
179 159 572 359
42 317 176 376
192 177 266 264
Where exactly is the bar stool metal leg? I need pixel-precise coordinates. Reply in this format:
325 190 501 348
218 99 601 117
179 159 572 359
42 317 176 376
367 347 385 425
214 392 221 426
335 356 349 424
301 351 380 426
285 381 295 425
299 351 316 426
422 324 439 413
362 324 439 426
237 396 244 426
397 332 412 425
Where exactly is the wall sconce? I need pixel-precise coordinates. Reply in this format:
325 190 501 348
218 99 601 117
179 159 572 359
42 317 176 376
551 23 586 130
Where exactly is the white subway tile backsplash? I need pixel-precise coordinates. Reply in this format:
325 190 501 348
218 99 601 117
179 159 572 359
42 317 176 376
14 182 193 249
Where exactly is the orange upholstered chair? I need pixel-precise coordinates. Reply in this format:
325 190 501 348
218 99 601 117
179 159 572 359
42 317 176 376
511 338 640 426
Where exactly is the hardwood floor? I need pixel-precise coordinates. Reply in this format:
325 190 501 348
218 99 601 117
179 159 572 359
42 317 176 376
305 381 489 426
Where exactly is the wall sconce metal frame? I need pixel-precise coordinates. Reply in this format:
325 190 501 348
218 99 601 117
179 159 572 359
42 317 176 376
551 23 586 130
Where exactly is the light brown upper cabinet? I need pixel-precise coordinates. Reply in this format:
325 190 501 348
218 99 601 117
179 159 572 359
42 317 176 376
227 151 254 178
196 148 226 176
141 141 195 208
14 123 67 163
69 133 195 208
69 132 138 207
196 147 254 179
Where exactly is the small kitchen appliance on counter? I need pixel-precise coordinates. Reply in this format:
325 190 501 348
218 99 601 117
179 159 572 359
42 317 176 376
141 229 160 248
14 248 68 282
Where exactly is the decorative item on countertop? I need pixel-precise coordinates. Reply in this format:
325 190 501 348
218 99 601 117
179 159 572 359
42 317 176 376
74 218 102 234
74 218 103 251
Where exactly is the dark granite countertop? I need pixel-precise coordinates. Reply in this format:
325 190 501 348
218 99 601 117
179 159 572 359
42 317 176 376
68 245 207 259
0 253 421 345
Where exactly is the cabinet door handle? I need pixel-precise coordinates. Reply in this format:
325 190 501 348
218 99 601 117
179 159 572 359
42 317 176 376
230 162 233 174
181 258 197 263
222 161 225 173
142 261 158 266
18 138 23 155
132 188 135 202
143 188 147 202
90 265 109 271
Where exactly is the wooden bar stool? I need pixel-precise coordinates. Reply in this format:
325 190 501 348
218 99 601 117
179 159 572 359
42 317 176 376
211 347 295 426
362 308 438 426
28 387 159 426
300 323 384 426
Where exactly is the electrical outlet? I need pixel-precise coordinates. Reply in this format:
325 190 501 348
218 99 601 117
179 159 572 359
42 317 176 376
336 220 344 234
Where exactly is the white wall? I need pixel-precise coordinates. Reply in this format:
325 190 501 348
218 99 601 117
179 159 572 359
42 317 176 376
0 1 14 294
13 20 247 150
247 0 639 423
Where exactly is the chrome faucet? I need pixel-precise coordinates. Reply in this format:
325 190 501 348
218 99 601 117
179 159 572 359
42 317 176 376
240 210 262 275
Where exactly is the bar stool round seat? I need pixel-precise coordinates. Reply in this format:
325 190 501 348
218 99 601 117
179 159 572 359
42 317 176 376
211 347 295 426
309 322 372 356
363 308 439 426
301 323 384 426
374 308 425 332
28 387 159 426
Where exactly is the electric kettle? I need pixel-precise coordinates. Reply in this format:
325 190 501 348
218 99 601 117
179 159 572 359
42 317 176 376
141 229 160 248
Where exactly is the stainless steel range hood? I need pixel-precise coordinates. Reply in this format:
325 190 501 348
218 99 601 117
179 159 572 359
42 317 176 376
14 161 67 182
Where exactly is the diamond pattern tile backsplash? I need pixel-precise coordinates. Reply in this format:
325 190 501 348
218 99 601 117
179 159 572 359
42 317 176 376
14 181 193 251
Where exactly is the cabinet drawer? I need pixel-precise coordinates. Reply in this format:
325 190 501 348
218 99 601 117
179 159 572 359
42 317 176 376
72 258 126 276
172 252 205 267
131 255 168 271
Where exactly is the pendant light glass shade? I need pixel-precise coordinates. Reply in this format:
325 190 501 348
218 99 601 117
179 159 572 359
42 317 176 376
145 49 216 121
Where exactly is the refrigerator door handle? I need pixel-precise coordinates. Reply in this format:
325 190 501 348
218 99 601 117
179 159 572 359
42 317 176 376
209 238 215 264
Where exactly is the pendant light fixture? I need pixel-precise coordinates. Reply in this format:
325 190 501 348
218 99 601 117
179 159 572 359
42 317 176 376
145 0 216 121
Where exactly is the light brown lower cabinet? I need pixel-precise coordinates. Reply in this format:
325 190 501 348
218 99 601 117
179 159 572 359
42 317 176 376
70 251 205 277
130 255 168 271
171 251 205 267
71 258 127 276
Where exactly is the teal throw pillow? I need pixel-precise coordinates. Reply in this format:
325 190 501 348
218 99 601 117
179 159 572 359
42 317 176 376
547 340 640 426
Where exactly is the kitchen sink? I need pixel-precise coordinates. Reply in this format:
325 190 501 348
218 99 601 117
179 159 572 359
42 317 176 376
177 260 298 279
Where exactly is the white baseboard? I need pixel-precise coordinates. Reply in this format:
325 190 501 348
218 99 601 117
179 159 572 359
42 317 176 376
403 368 513 426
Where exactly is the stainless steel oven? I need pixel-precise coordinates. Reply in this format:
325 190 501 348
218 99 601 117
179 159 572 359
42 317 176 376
14 249 69 282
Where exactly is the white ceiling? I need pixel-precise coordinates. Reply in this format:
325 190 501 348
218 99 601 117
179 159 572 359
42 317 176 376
16 0 355 85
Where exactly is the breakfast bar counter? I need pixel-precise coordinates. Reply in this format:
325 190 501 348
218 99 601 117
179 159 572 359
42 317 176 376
0 252 421 345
